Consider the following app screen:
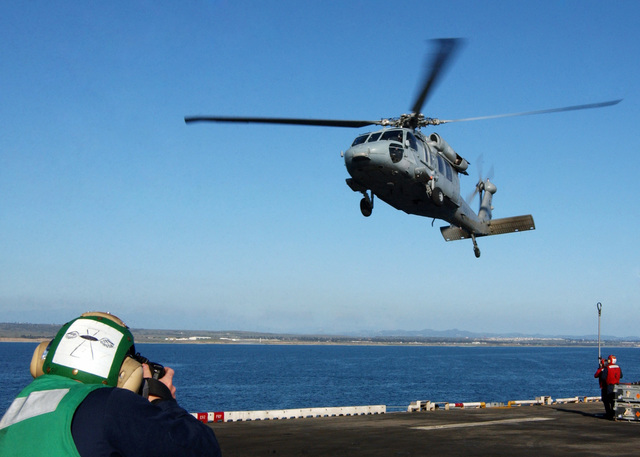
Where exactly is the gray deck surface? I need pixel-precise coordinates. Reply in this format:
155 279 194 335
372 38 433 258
209 402 640 456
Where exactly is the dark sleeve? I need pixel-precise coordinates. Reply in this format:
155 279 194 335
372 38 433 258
72 387 221 457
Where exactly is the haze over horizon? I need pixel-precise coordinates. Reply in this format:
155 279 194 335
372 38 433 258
2 319 638 343
1 1 638 338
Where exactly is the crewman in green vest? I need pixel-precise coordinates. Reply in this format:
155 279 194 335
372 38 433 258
0 312 221 456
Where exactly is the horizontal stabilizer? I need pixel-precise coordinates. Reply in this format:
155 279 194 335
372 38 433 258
440 215 535 242
488 215 535 235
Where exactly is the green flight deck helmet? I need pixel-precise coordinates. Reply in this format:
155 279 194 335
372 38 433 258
30 312 143 391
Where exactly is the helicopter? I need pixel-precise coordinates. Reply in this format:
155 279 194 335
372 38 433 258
185 39 620 258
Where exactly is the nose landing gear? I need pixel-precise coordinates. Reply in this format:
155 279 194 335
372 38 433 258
359 190 374 217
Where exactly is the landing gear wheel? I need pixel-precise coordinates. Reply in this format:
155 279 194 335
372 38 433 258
359 190 374 217
431 187 444 206
360 198 373 217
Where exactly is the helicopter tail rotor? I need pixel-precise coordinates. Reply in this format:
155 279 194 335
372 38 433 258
478 179 496 222
466 180 482 208
466 156 494 213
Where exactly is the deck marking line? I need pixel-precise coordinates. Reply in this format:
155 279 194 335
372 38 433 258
413 416 553 431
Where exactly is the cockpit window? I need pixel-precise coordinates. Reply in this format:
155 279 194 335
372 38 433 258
367 132 382 142
406 132 418 150
351 134 369 146
380 129 404 143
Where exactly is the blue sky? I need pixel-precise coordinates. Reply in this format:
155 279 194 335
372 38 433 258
1 1 638 336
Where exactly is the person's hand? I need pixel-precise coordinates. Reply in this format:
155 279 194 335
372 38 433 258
142 363 177 401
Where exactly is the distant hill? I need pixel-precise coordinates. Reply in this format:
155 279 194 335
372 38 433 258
369 328 640 341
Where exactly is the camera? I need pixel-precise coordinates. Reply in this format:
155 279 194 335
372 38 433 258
132 352 166 380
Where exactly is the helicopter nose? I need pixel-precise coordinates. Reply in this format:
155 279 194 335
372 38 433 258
344 145 371 164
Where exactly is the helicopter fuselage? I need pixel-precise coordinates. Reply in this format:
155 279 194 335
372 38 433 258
343 127 490 236
185 39 587 256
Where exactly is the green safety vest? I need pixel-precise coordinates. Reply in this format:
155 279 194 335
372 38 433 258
0 375 106 457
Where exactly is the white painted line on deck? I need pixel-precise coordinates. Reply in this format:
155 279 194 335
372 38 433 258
413 416 554 431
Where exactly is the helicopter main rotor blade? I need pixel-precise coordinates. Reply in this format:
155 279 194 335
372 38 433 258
438 99 622 124
184 115 379 128
410 38 464 115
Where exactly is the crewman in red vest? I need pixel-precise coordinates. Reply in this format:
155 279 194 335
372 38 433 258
603 355 623 419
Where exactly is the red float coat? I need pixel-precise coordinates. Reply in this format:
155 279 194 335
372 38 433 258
605 364 622 385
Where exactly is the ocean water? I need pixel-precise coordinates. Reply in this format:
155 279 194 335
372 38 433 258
2 343 639 414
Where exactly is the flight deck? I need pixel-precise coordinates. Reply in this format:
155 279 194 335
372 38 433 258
209 402 639 457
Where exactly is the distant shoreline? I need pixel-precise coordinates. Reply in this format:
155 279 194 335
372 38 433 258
1 338 638 348
1 323 638 347
0 338 49 343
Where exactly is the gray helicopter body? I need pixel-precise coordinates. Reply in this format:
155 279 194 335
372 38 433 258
342 126 533 257
185 39 618 257
344 127 471 222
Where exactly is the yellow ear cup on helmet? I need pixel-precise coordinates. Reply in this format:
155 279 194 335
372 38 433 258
30 341 51 378
118 356 143 393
